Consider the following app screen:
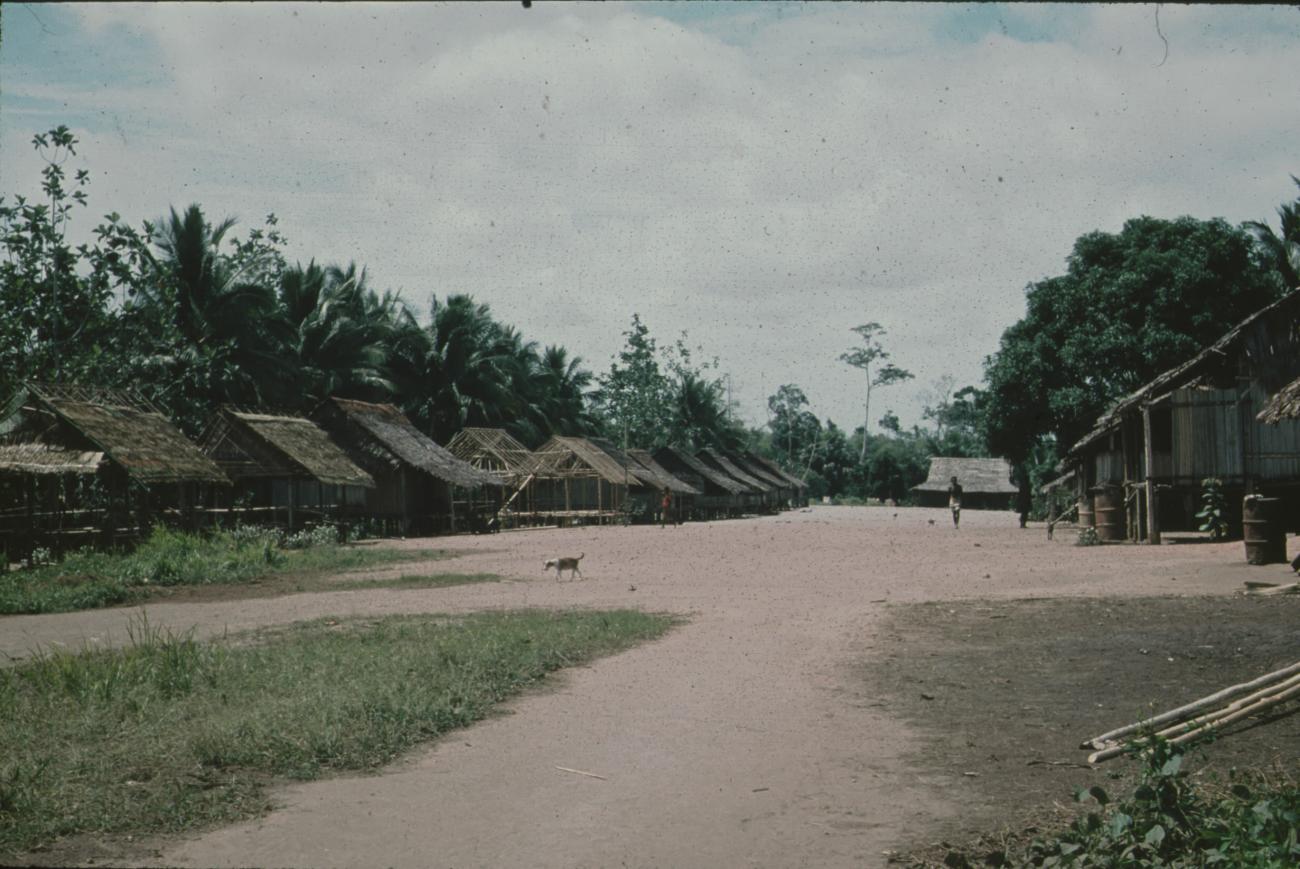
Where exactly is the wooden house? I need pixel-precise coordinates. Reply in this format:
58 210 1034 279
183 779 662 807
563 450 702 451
652 447 749 518
200 408 374 530
731 451 794 509
312 398 505 535
0 384 227 558
1065 290 1300 541
912 457 1018 510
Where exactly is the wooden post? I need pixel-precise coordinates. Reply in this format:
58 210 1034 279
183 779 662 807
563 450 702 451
399 467 409 535
1143 403 1160 544
448 483 457 534
287 478 296 532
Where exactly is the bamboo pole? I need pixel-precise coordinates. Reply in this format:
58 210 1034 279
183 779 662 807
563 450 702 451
1088 675 1300 764
1082 660 1300 750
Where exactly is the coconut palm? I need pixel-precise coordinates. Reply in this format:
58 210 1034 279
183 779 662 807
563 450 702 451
1245 175 1300 290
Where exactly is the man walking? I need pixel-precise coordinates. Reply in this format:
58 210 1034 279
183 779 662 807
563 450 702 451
948 475 963 528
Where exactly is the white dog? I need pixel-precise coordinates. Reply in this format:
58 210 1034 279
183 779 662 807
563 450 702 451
544 552 585 581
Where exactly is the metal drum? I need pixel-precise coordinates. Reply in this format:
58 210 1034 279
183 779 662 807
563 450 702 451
1093 485 1126 542
1078 496 1095 529
1243 496 1286 565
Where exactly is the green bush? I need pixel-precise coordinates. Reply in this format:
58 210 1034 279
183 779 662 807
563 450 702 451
1196 477 1230 540
1024 738 1299 866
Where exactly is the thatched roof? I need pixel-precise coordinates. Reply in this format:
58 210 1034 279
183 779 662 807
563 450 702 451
1258 376 1300 424
626 449 700 495
445 427 538 477
729 452 790 490
697 448 769 492
317 399 503 488
1 384 227 484
533 436 654 486
0 443 104 476
1039 469 1076 495
1071 289 1300 454
914 457 1017 494
206 409 374 487
744 452 806 489
652 447 749 494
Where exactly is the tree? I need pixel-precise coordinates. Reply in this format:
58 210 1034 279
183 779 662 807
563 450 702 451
1245 175 1300 291
767 384 816 468
839 322 914 461
983 215 1281 463
592 314 672 449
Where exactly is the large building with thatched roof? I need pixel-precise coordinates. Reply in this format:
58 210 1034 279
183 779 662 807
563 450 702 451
913 457 1018 510
200 408 373 529
0 384 227 558
313 398 504 534
1066 289 1300 541
695 448 769 511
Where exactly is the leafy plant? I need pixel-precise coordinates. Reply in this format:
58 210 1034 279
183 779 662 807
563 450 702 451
1024 738 1300 866
1075 527 1102 547
1196 477 1230 540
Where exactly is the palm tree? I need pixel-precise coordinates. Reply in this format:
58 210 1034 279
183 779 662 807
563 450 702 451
275 260 397 406
142 204 282 413
537 344 597 437
1245 175 1300 290
670 371 740 451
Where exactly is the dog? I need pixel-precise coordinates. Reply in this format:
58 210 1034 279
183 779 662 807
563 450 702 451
544 552 585 581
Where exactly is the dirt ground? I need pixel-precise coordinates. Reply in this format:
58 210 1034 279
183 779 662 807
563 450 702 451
3 505 1298 868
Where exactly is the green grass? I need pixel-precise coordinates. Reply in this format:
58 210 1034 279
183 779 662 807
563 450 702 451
0 528 438 615
0 608 677 856
329 572 502 591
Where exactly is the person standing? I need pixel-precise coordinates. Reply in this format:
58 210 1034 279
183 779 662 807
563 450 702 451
947 475 963 528
1017 481 1032 529
660 487 673 528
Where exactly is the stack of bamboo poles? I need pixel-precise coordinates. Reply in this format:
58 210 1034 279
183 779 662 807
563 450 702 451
1083 661 1300 764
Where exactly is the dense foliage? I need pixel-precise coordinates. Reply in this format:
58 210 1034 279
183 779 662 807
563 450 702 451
983 215 1290 466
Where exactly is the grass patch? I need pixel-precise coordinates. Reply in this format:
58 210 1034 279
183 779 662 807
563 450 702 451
0 527 438 615
0 608 677 857
329 572 502 591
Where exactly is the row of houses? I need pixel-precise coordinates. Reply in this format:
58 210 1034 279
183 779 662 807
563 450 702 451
0 384 807 561
1058 289 1300 544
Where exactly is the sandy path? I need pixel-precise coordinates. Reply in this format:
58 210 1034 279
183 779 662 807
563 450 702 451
2 506 1278 867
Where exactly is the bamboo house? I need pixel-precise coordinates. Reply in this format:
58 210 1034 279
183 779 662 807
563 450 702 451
652 446 749 518
199 408 374 530
1066 289 1300 542
445 427 540 523
313 398 505 534
0 383 227 559
695 448 769 512
527 435 656 524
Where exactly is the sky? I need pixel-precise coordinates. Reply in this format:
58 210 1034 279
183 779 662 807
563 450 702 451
2 2 1297 434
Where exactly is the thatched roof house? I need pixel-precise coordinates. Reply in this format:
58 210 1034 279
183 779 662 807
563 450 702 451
445 427 539 480
0 384 225 484
1065 289 1300 541
626 448 699 495
201 408 374 488
745 451 807 492
526 435 653 519
914 457 1017 509
653 447 747 495
1258 376 1300 424
314 399 502 490
310 399 502 533
697 448 769 493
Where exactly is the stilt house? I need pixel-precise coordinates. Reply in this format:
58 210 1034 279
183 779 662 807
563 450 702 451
744 451 808 507
696 448 769 512
1065 290 1300 541
913 457 1017 510
0 384 227 558
652 446 749 518
444 427 540 522
312 398 505 535
528 435 655 523
200 408 373 530
626 448 699 522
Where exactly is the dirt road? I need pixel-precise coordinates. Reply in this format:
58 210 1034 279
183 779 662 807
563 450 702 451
3 506 1291 867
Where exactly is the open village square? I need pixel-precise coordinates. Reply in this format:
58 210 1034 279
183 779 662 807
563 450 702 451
2 4 1298 867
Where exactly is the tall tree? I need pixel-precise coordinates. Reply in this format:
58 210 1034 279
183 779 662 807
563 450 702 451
839 322 913 461
592 314 672 449
983 215 1281 462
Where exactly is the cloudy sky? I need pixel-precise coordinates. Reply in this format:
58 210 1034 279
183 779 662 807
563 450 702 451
3 2 1297 432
